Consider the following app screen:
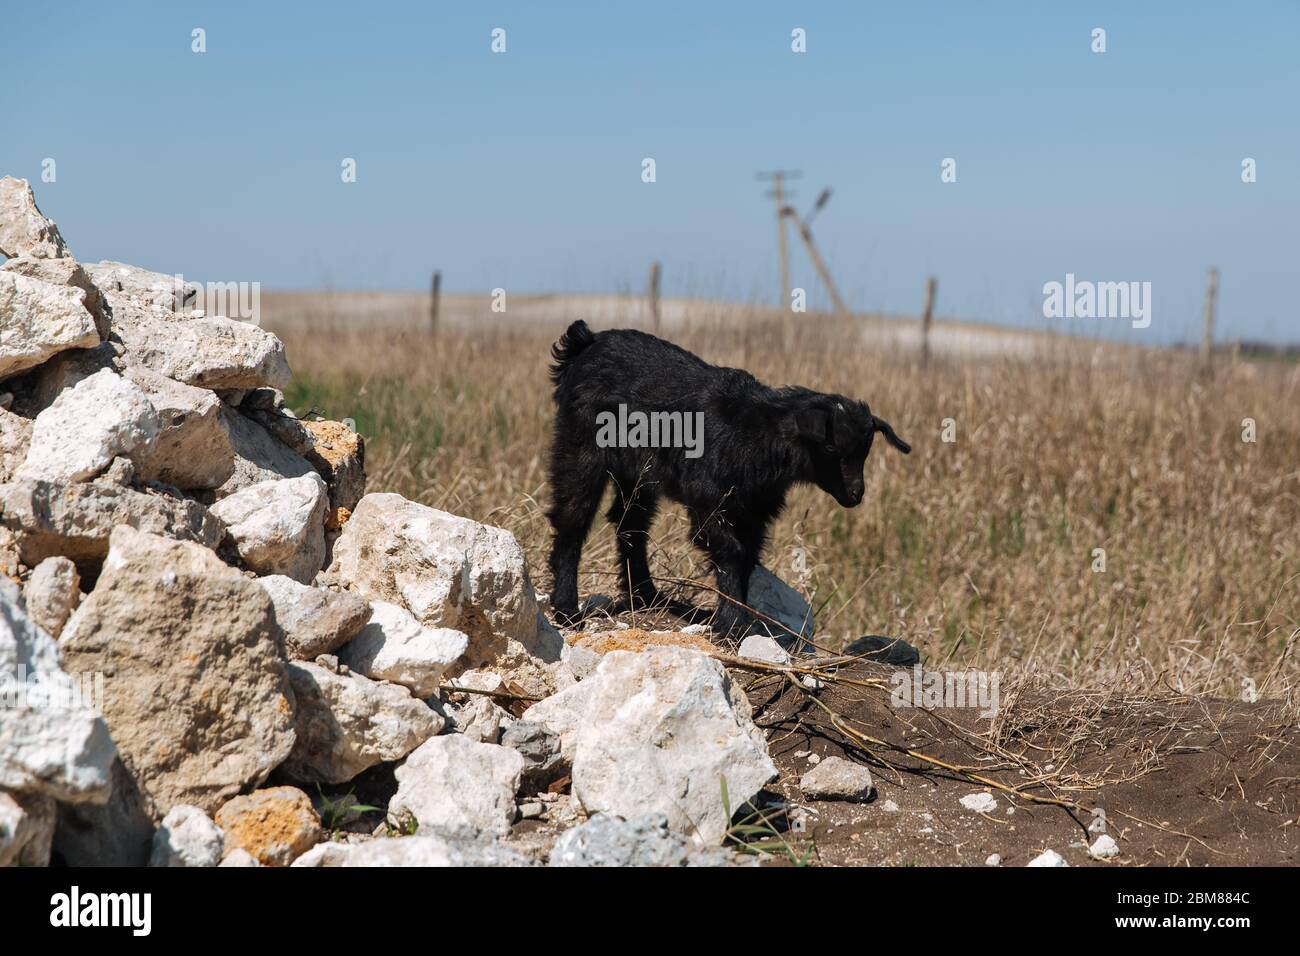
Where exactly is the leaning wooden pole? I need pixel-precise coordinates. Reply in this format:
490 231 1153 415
793 215 849 316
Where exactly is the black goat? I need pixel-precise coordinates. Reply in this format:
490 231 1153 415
546 320 910 638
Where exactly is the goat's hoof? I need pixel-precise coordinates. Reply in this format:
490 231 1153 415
550 607 583 628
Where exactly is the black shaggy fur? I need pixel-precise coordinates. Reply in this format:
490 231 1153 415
546 320 911 638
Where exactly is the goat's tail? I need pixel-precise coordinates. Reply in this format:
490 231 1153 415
549 319 596 386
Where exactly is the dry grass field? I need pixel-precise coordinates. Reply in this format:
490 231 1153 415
265 291 1300 710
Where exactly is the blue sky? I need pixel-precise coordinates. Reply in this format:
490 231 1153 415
3 2 1297 344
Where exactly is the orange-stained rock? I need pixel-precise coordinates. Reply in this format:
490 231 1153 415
215 786 322 867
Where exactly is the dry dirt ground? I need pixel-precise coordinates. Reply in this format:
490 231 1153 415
325 648 1299 867
744 659 1300 867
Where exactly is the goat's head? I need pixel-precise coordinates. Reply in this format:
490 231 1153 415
787 396 911 507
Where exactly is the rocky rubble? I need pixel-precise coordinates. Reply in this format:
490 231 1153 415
0 177 806 867
527 646 777 843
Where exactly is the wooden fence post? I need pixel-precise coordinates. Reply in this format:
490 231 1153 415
430 270 441 333
648 260 662 332
921 276 937 366
1201 267 1218 367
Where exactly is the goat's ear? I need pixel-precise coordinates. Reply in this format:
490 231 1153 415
873 416 911 454
788 408 829 444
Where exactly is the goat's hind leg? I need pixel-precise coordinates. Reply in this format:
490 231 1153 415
546 447 607 625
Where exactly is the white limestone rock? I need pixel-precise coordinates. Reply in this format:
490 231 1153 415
148 804 225 867
126 367 234 490
17 368 159 483
1027 848 1069 867
0 271 99 381
737 633 792 666
327 493 560 672
0 578 115 803
528 646 776 844
339 601 468 698
209 473 328 583
256 575 371 660
58 527 297 817
0 478 224 566
389 734 524 837
0 177 69 259
282 660 443 784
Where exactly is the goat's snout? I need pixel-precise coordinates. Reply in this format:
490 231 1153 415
838 481 864 507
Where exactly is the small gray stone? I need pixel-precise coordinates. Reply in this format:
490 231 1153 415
798 756 874 802
737 633 791 665
22 555 80 640
149 804 224 867
500 720 566 794
1089 834 1119 859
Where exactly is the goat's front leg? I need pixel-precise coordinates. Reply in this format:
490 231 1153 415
692 512 760 639
606 487 661 610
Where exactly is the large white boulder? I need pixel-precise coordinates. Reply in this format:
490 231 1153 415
83 260 197 312
526 646 776 844
0 255 107 338
209 473 328 583
282 660 443 784
17 368 159 483
112 303 291 390
58 528 297 818
339 601 467 698
126 367 235 490
0 271 99 381
0 578 115 803
328 493 557 671
389 734 523 837
0 177 68 260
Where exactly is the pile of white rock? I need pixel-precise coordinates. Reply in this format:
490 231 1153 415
0 177 785 867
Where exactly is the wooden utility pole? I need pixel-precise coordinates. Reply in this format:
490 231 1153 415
647 261 662 332
1201 267 1218 367
430 270 442 333
756 170 801 311
920 276 937 366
